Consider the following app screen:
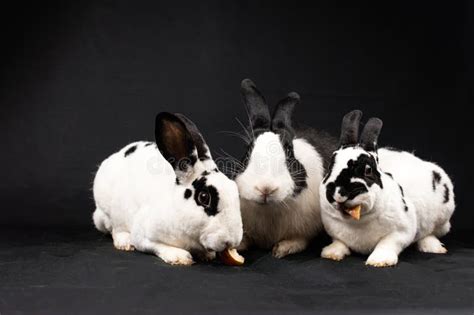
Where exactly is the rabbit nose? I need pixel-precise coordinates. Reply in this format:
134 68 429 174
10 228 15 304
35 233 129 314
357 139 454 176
255 185 279 202
335 195 348 203
334 187 348 203
255 185 278 195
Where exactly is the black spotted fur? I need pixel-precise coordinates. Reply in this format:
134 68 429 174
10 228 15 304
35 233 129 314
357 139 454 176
124 145 137 157
192 177 219 216
326 153 382 203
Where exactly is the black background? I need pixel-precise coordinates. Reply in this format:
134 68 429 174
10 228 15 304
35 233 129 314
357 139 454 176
1 2 473 314
1 1 472 235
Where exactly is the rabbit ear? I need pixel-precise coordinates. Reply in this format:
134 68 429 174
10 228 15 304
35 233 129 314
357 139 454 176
360 117 383 152
271 92 299 133
155 112 197 172
340 110 363 147
240 78 271 130
173 113 211 160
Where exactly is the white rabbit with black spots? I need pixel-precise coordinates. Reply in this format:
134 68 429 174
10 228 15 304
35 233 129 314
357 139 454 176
320 110 455 267
93 112 242 265
234 79 337 258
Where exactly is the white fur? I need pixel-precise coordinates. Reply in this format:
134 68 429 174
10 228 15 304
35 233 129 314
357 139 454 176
235 132 325 257
93 141 243 265
321 147 455 267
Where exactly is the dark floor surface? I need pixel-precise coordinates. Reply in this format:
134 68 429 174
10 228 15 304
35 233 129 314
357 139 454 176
0 228 473 315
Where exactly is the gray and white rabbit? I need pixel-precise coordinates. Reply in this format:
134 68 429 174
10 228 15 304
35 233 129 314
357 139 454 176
234 79 337 258
320 110 455 267
93 112 243 265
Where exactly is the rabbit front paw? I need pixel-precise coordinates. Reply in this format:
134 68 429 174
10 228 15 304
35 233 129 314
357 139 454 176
272 238 307 258
159 247 195 266
321 240 350 261
366 249 398 267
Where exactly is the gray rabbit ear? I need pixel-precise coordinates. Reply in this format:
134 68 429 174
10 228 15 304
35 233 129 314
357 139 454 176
271 92 299 132
340 110 363 147
360 117 383 152
173 113 211 160
240 78 271 130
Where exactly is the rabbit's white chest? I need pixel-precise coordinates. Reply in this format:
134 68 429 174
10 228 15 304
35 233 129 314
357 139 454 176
322 214 394 254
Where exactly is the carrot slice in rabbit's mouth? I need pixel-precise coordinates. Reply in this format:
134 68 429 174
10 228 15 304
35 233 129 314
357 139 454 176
344 205 361 220
220 248 245 266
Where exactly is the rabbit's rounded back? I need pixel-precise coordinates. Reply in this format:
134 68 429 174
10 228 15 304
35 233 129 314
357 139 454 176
94 113 243 253
321 109 454 239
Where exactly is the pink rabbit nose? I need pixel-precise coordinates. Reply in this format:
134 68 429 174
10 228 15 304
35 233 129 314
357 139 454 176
255 185 279 203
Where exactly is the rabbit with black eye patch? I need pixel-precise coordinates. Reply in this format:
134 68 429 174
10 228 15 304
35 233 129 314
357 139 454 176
320 110 455 267
232 79 338 258
93 113 242 265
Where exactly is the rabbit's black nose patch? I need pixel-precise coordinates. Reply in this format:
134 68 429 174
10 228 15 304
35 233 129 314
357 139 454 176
338 186 348 196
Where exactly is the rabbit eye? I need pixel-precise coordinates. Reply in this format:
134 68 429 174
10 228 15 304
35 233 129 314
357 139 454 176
197 190 211 207
364 164 373 177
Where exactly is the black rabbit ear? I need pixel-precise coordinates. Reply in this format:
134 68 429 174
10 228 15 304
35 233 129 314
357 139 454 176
340 110 363 147
360 117 383 152
271 92 299 132
155 112 197 172
240 78 271 130
173 113 211 161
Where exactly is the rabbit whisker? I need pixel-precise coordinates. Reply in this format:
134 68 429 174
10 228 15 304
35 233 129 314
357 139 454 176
217 149 245 167
280 200 291 211
217 130 251 145
235 117 254 143
241 108 256 141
